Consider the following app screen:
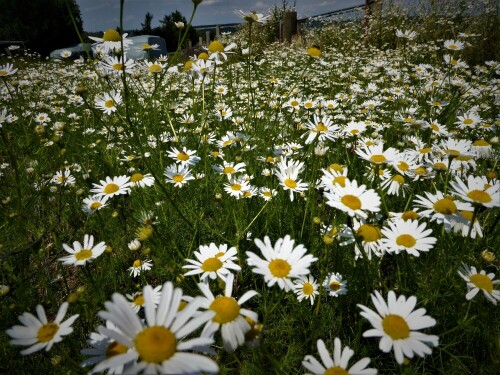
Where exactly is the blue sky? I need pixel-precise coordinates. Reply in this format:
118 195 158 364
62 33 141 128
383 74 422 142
77 0 363 32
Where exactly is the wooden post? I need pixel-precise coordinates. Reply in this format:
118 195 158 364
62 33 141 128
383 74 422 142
278 20 282 42
198 36 203 46
205 31 211 46
188 40 192 48
282 11 297 43
216 25 221 39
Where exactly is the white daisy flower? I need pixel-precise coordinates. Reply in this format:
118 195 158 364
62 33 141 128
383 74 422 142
458 264 500 305
274 158 309 202
324 179 381 219
90 175 132 199
6 302 79 355
198 273 259 352
293 275 319 305
130 172 155 188
358 290 439 365
82 195 109 214
93 282 218 374
183 243 241 282
246 235 318 292
164 164 195 188
380 219 437 257
413 191 473 226
128 259 153 278
59 234 107 266
449 174 500 208
302 338 377 375
166 147 201 166
323 272 348 297
126 285 162 313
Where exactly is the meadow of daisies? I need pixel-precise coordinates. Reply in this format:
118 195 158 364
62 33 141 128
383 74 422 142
1 1 499 374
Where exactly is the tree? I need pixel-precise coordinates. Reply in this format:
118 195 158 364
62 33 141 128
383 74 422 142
141 12 154 34
157 10 198 52
0 0 84 57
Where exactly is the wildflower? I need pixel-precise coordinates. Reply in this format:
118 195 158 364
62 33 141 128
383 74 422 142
458 264 500 305
323 272 347 297
166 146 201 166
90 175 132 199
130 172 155 188
303 338 377 375
324 179 381 219
293 276 319 305
381 219 436 257
449 174 500 208
413 191 472 225
212 161 246 178
128 239 141 251
396 29 417 40
100 55 136 75
126 285 162 313
356 143 399 165
92 282 218 373
51 169 76 186
247 235 317 291
274 158 309 202
6 302 79 355
59 234 107 266
0 63 18 76
128 259 152 277
259 187 278 201
164 164 195 188
236 10 270 23
339 219 384 260
302 114 339 144
89 29 133 53
144 60 166 74
444 39 464 50
82 195 109 214
198 273 259 352
94 91 123 115
358 290 439 365
224 176 251 199
183 243 241 282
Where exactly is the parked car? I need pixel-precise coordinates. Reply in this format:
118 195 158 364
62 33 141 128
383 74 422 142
49 43 92 59
126 35 168 59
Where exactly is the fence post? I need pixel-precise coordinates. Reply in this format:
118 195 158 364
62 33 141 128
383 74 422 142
282 11 297 43
216 25 221 39
205 31 211 46
198 36 203 46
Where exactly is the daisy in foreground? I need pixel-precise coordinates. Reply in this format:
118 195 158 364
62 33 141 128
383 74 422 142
457 264 500 305
358 290 439 365
302 338 377 375
380 219 436 257
6 302 79 355
59 234 106 266
198 273 259 352
246 235 318 291
324 179 381 219
90 175 132 199
293 275 319 305
183 243 241 282
91 282 218 374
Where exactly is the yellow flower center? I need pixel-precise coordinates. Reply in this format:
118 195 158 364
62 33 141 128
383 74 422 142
130 173 144 182
469 274 493 293
269 259 291 278
433 197 457 214
177 152 189 161
198 52 209 60
396 234 416 248
149 64 162 73
392 175 405 184
448 44 457 50
184 60 193 71
350 129 359 134
473 140 489 147
210 296 240 324
329 281 341 291
445 149 460 157
341 195 362 210
112 63 123 71
173 175 184 183
357 224 381 242
104 183 120 195
398 161 409 172
75 249 93 260
133 294 145 306
463 119 474 125
333 176 346 187
328 164 344 173
106 341 128 358
324 367 348 375
430 123 439 131
419 147 432 154
291 100 299 107
414 167 427 175
201 257 223 272
284 178 297 189
104 100 114 108
222 166 235 174
382 314 410 340
89 202 102 211
37 323 59 342
456 155 472 161
433 162 447 170
459 210 474 222
133 259 143 268
401 211 419 221
315 122 328 132
467 190 491 204
208 40 224 53
103 29 121 42
231 184 242 191
302 282 314 295
135 326 176 363
307 47 321 58
370 154 387 163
